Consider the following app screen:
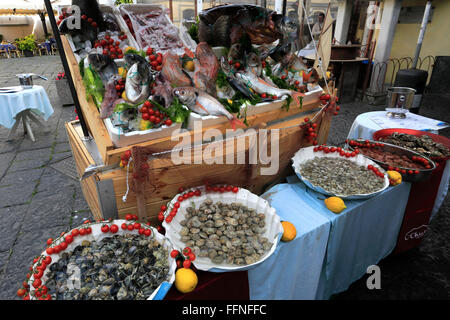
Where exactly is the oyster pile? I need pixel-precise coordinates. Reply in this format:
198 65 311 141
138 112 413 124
178 200 271 266
380 133 450 158
45 234 170 300
299 157 385 196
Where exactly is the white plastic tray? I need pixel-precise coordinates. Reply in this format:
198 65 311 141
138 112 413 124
291 146 390 200
28 220 177 300
104 117 182 148
162 186 283 272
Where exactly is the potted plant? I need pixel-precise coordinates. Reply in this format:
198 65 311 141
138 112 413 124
16 34 37 57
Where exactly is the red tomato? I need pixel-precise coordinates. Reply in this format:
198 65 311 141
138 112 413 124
101 225 110 233
140 106 148 114
144 229 151 236
110 224 119 233
165 119 172 126
149 54 156 61
142 113 150 120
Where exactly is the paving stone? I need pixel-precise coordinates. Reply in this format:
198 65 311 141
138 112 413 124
0 251 9 277
1 225 64 300
0 168 43 186
8 148 52 172
34 167 78 198
0 205 29 252
0 180 37 208
0 153 15 178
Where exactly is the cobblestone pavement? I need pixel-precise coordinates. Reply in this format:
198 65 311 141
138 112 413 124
0 56 448 300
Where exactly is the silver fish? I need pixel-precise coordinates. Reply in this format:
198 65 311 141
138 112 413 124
172 87 244 130
88 53 118 84
221 57 304 105
125 63 150 104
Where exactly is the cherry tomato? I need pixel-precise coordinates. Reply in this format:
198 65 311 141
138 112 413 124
60 242 68 250
149 54 156 61
133 222 141 230
138 228 145 235
183 260 191 268
46 247 54 255
144 229 151 236
187 252 196 261
101 225 110 233
32 278 42 288
146 47 153 56
161 205 167 211
261 93 267 99
171 250 179 258
110 224 119 233
232 187 239 193
165 119 172 126
142 113 150 121
127 224 134 231
17 288 26 297
121 223 127 230
44 256 52 265
79 228 86 236
234 62 241 69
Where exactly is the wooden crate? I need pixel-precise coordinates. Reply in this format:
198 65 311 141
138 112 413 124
62 35 334 225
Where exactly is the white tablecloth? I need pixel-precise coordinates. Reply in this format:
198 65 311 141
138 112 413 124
0 86 54 129
347 111 449 219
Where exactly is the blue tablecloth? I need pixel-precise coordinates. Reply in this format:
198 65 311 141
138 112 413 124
248 184 331 299
254 176 410 299
284 175 411 299
0 86 54 129
347 111 449 220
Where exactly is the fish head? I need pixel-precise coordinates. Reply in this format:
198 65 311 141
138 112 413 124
220 56 233 75
88 53 112 70
246 52 261 68
172 87 198 106
124 53 145 68
280 16 298 42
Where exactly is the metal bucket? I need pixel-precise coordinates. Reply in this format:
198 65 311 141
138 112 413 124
385 87 416 118
16 74 48 89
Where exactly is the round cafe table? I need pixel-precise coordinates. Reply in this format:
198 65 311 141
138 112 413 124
0 85 54 142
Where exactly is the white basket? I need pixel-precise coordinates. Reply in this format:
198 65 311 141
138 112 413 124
162 186 283 272
243 85 324 117
56 4 138 63
118 4 196 55
291 146 390 200
28 220 177 300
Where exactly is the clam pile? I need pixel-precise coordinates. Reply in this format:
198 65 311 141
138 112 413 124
299 157 385 196
178 200 271 266
45 234 170 300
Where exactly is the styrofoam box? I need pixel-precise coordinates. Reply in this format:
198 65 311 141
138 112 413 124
28 220 177 300
162 186 283 272
104 117 182 148
118 4 197 54
56 4 139 63
186 86 324 130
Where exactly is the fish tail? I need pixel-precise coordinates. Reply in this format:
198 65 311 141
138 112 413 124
291 91 306 108
303 71 313 82
230 115 246 131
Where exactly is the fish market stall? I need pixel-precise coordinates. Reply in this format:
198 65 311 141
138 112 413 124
58 3 337 225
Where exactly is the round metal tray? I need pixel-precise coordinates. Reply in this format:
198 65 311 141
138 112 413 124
347 139 436 182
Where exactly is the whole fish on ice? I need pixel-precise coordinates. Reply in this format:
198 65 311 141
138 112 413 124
221 57 304 105
172 87 245 130
194 42 219 96
87 53 118 85
124 53 151 104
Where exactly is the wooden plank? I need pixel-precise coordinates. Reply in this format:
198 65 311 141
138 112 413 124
61 36 114 163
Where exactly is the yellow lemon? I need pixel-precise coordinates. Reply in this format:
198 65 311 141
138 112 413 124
324 196 346 214
124 46 136 53
387 170 402 186
121 90 128 101
139 119 151 131
281 221 297 242
118 67 128 78
184 60 195 72
174 268 198 293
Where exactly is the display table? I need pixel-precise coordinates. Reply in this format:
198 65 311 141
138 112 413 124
0 85 54 141
347 110 450 220
285 176 410 299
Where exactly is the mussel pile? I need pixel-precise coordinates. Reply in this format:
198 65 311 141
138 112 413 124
45 234 170 300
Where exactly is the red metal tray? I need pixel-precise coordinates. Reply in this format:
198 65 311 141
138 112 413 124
373 128 450 161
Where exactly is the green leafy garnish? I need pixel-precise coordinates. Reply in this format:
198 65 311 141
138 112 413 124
187 19 199 43
114 102 140 113
82 66 104 109
151 98 191 126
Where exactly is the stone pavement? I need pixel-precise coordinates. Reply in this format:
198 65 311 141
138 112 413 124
0 55 448 300
0 56 93 300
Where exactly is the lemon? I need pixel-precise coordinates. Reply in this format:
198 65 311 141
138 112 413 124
281 221 297 242
174 268 198 293
121 90 128 101
387 170 402 186
324 196 346 214
124 46 136 53
139 119 151 131
184 60 195 72
118 67 127 78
